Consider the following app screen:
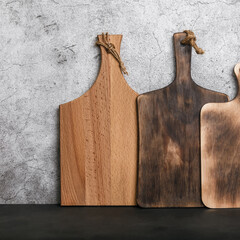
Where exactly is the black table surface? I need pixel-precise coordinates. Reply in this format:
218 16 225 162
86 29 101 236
0 205 240 240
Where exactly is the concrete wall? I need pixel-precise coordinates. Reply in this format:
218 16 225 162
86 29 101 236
0 0 239 203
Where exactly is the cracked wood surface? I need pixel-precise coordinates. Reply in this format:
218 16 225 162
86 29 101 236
60 35 138 206
137 32 229 208
201 63 240 208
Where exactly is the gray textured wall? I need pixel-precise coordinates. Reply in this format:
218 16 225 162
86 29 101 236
0 0 239 203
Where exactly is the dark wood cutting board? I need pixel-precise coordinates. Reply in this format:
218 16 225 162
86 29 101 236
60 34 138 206
137 32 229 208
201 63 240 208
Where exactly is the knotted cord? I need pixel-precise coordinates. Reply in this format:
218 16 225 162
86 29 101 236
96 32 128 75
181 30 204 54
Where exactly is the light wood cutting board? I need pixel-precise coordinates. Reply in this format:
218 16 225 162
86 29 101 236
137 32 229 208
60 34 138 206
201 63 240 208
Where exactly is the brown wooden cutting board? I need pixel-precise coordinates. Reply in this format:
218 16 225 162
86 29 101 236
201 63 240 208
60 34 138 206
137 32 229 208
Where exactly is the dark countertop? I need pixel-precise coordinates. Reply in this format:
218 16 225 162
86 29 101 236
0 205 240 240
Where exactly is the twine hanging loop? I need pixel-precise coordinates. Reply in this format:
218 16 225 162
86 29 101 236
181 30 204 54
96 32 128 75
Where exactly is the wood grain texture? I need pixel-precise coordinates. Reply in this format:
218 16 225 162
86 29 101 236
201 63 240 208
137 32 229 208
60 35 138 206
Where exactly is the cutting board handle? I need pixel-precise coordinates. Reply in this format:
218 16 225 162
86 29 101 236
174 32 192 81
94 34 137 96
97 34 123 75
234 63 240 99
